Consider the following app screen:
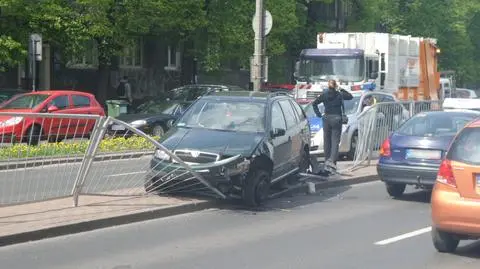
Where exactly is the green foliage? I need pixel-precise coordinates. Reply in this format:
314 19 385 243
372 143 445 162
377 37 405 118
0 136 158 160
0 0 479 85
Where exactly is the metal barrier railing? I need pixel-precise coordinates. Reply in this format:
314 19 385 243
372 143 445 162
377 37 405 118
341 100 443 172
0 112 225 207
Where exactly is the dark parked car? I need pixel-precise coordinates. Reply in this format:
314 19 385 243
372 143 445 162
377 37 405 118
0 88 27 104
107 100 191 137
167 84 246 101
146 91 311 206
377 110 480 198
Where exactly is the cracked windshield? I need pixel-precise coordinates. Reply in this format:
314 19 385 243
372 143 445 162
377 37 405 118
1 0 480 268
177 101 265 133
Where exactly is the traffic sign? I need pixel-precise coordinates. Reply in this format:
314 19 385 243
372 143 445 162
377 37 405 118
29 34 42 61
252 10 273 36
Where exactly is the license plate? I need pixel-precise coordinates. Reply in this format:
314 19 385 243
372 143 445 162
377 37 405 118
405 149 441 160
111 125 125 131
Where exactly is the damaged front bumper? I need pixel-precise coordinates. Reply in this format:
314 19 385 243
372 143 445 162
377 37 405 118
147 154 251 197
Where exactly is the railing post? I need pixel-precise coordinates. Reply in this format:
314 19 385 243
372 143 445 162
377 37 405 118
409 101 414 117
366 106 378 166
71 117 109 207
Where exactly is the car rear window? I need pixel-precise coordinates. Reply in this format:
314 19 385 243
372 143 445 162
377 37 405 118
447 127 480 165
396 113 478 137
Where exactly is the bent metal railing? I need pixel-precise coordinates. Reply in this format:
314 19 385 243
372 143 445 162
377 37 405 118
0 112 225 207
339 100 442 173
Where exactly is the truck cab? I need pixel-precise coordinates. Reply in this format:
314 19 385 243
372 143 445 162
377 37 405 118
294 48 379 99
294 32 440 101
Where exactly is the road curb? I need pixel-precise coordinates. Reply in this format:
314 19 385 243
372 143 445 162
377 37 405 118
0 151 153 171
0 199 218 247
271 174 379 198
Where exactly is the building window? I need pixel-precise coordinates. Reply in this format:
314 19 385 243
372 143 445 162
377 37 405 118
120 38 143 68
68 40 98 68
165 45 181 71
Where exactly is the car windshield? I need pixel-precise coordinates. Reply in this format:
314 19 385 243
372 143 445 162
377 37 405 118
299 55 364 82
303 95 361 117
137 101 178 115
0 94 49 109
396 112 478 137
448 127 480 165
176 100 266 133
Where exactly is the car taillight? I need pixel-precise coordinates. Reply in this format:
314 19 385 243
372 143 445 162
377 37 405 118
436 159 456 187
379 138 391 157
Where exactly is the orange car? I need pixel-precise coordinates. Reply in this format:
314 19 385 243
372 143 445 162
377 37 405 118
431 118 480 253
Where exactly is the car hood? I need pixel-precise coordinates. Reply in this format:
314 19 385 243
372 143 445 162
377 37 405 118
0 109 33 121
115 113 170 123
160 127 264 157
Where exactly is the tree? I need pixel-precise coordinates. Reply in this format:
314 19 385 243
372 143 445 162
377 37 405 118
0 0 89 71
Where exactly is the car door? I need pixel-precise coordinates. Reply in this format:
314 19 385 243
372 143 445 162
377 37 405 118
290 99 310 161
70 94 95 137
44 95 73 138
270 101 291 178
278 99 299 171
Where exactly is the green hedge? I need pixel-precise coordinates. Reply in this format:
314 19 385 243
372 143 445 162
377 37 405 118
0 136 160 160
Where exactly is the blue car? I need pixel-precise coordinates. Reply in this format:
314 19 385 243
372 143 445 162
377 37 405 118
377 110 480 198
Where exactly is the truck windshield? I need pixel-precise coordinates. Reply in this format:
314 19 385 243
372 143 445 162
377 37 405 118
299 56 364 83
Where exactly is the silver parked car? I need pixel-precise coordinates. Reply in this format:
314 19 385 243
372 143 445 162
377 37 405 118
302 91 409 160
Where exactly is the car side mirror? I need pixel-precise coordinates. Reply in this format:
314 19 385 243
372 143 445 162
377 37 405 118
370 72 378 79
271 128 286 138
47 105 59 112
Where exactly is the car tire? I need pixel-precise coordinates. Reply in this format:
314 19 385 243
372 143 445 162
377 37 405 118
298 148 310 173
346 131 358 161
242 169 271 207
386 183 406 198
26 125 41 146
152 125 165 137
432 227 459 253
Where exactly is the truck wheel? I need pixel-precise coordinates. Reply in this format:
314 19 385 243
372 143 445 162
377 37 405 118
432 227 459 253
242 169 271 207
386 183 406 198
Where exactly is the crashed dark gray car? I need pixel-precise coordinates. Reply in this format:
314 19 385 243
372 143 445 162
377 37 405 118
146 91 311 206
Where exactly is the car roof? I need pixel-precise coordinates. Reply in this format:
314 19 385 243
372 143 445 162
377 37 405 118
178 84 245 89
415 110 480 117
20 90 94 96
202 90 290 101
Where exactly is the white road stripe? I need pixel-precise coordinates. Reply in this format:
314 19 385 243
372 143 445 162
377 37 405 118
107 171 145 178
374 226 432 245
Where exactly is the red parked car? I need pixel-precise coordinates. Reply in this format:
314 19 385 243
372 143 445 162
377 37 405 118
0 90 105 145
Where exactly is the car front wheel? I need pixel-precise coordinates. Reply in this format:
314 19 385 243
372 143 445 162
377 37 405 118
242 169 271 207
432 227 459 253
152 125 165 137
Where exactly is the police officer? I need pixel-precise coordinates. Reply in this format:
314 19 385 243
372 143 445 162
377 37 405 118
312 80 353 174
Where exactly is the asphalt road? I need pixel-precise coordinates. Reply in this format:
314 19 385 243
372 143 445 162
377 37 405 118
1 181 478 269
0 157 152 205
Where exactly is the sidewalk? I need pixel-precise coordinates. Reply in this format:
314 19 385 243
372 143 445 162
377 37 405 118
0 189 212 246
0 162 379 246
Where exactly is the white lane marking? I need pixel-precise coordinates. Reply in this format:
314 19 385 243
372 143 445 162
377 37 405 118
374 226 432 245
107 171 145 178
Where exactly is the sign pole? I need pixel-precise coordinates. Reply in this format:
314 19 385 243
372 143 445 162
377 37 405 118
29 34 42 92
252 0 264 91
